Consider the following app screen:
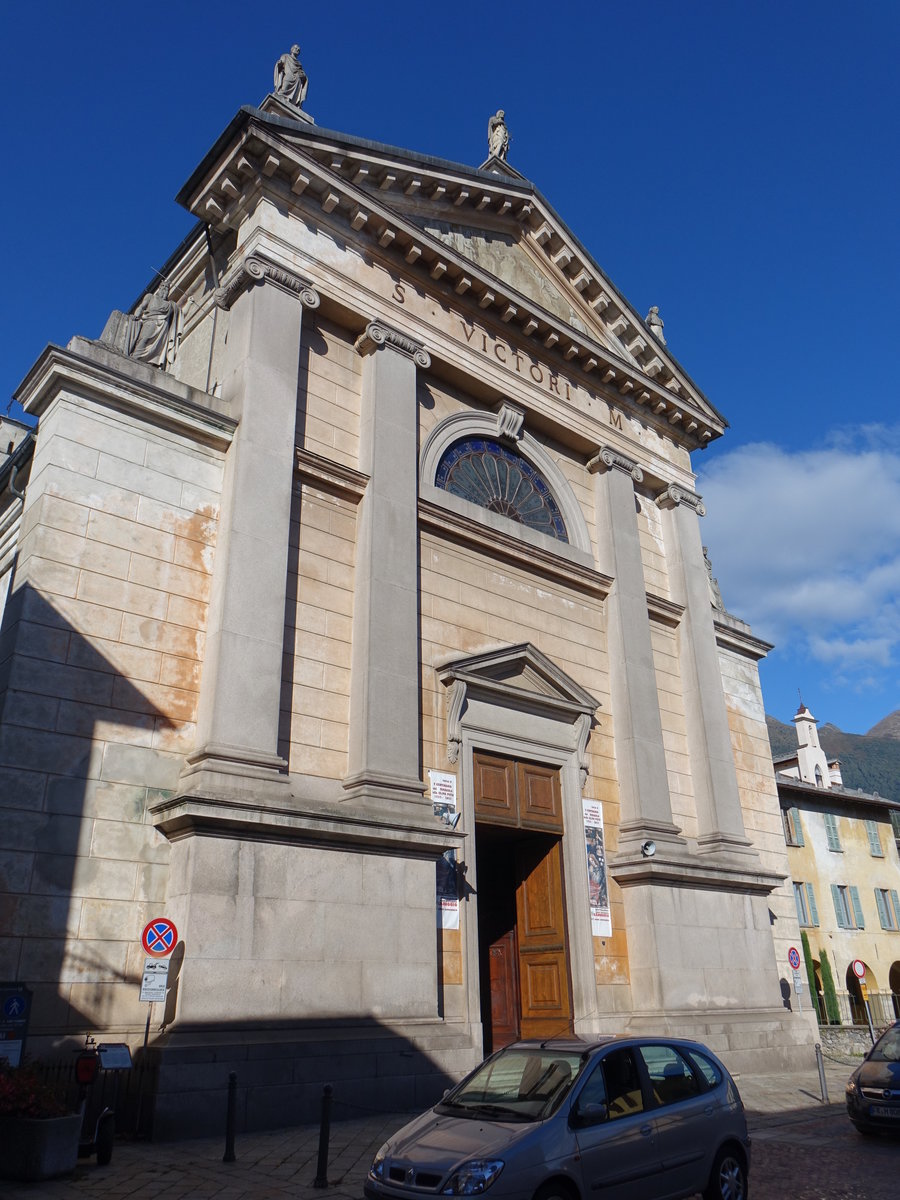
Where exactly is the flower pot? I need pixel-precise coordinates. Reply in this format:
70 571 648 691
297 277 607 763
0 1112 82 1181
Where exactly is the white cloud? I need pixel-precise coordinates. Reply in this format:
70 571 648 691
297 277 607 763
696 428 900 681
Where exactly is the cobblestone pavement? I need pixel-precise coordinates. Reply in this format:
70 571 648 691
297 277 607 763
2 1057 897 1200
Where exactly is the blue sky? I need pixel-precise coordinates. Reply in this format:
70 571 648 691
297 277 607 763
3 3 898 734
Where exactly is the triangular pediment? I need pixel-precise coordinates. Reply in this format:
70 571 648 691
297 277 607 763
439 643 599 715
407 215 626 355
175 107 727 445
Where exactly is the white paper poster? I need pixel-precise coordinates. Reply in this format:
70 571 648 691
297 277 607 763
583 800 612 936
430 770 460 929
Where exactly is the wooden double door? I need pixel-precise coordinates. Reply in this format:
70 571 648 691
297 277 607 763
474 751 573 1053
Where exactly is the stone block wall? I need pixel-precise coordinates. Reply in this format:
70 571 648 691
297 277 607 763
163 839 439 1026
0 381 224 1043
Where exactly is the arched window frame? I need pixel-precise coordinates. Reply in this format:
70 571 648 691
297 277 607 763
420 407 593 567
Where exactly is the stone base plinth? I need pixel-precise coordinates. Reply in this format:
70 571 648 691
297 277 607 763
148 1021 482 1140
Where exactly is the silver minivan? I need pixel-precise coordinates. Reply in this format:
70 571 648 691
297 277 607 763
366 1036 750 1200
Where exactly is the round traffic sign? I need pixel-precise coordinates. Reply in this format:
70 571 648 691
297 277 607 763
141 918 178 957
851 959 866 980
788 946 801 970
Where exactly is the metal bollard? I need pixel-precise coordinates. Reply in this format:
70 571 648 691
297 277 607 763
313 1083 333 1188
815 1043 829 1104
223 1071 237 1162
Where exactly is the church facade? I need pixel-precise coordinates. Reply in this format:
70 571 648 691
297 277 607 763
0 73 816 1135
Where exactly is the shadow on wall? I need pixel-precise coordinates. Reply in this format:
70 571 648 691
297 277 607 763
147 1014 459 1140
0 584 175 1048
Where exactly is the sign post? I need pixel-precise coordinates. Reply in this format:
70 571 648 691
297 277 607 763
788 947 803 1012
139 919 178 1049
851 960 876 1044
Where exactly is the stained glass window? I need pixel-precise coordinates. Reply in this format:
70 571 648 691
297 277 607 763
435 438 568 542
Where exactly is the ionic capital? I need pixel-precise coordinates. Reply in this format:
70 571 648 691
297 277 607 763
587 446 644 483
354 321 431 368
656 483 706 516
216 253 320 310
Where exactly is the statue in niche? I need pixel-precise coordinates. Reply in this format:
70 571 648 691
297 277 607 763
487 109 510 160
645 305 666 345
274 45 308 108
703 546 726 611
99 280 182 370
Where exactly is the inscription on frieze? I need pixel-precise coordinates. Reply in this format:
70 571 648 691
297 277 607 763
390 281 624 430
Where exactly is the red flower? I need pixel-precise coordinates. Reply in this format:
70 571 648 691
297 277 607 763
0 1065 69 1119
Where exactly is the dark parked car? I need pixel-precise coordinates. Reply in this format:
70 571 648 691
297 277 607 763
845 1020 900 1135
366 1036 750 1200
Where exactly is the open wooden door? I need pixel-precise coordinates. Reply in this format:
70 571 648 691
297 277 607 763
474 752 573 1050
515 838 573 1040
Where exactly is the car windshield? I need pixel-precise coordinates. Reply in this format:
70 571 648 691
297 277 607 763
437 1048 584 1121
870 1027 900 1063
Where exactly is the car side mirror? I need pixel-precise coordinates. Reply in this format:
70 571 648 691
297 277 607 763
570 1101 608 1128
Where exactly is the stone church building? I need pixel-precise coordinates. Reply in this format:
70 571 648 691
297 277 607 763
0 63 816 1134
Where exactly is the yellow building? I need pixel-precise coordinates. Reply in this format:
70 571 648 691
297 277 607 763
777 706 900 1025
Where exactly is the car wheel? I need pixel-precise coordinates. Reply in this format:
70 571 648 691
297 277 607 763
703 1147 747 1200
533 1181 577 1200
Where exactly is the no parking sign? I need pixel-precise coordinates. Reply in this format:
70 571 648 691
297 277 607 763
788 946 801 970
141 918 178 957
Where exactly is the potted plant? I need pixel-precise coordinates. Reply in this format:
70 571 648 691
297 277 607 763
0 1062 82 1181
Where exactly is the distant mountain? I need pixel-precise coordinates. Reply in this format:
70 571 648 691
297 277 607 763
766 714 900 801
867 709 900 740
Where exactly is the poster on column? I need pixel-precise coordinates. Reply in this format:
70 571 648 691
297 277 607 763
583 800 612 936
430 770 460 930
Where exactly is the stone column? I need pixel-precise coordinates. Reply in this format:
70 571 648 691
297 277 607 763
179 254 320 800
343 321 430 814
657 485 754 856
589 448 684 856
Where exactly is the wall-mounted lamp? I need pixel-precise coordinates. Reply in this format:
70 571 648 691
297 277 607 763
641 840 656 858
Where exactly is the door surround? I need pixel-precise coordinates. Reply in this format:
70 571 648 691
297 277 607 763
438 643 600 1041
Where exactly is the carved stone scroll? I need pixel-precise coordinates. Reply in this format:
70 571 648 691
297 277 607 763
587 446 644 484
575 712 592 791
216 254 320 311
445 679 466 764
354 321 431 369
495 401 525 443
657 483 706 517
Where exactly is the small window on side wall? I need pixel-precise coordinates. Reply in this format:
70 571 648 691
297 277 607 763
864 819 883 857
782 807 804 847
823 812 841 852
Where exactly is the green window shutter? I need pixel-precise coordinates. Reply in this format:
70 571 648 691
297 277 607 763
865 819 883 856
831 884 847 928
849 886 865 929
891 811 900 841
792 808 804 847
793 884 806 927
823 813 841 851
805 882 819 927
875 889 890 929
891 890 900 930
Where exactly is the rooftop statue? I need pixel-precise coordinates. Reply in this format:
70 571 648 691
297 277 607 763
645 305 666 345
274 44 308 108
99 280 182 370
487 110 510 161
